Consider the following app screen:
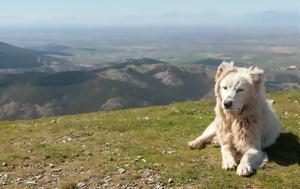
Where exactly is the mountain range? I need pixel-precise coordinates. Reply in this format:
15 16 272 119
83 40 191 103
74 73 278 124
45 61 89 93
0 41 68 69
0 61 214 119
0 41 299 119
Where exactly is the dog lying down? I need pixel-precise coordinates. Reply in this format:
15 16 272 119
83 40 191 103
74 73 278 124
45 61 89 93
188 61 281 176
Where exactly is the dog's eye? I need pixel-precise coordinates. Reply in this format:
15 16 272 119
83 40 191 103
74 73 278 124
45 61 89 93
223 86 227 90
237 88 244 93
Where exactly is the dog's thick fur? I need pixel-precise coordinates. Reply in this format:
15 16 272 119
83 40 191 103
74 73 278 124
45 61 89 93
188 61 281 176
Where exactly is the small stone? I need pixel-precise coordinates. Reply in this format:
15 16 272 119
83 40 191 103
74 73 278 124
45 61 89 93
77 182 86 187
48 163 55 168
79 166 84 171
84 151 93 156
35 175 42 180
134 155 143 162
154 163 160 167
1 162 7 167
62 136 72 142
163 148 176 154
51 168 62 172
168 178 174 184
15 177 22 184
142 168 152 177
72 153 79 157
118 168 126 174
25 180 36 185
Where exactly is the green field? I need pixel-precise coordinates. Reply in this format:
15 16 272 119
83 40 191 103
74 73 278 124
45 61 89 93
0 92 299 188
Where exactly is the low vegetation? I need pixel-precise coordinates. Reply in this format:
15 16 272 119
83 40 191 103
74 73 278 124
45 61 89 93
0 92 299 188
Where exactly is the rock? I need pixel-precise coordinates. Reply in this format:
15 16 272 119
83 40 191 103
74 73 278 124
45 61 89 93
147 177 156 184
154 163 160 167
1 162 7 167
0 173 8 178
24 174 43 185
142 168 152 177
72 153 79 157
0 173 8 185
134 155 143 162
48 163 55 168
15 177 21 184
77 182 86 187
101 176 113 187
35 175 43 180
168 178 174 184
51 168 62 172
25 180 36 185
62 136 72 143
84 151 93 156
163 148 176 154
118 168 126 174
143 116 150 121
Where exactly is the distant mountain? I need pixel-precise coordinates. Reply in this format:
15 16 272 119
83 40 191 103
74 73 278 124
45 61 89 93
0 41 68 69
265 70 300 92
110 58 165 69
109 10 298 27
0 62 214 119
0 55 299 119
240 11 299 27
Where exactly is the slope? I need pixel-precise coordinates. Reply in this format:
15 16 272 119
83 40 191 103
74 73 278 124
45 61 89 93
0 92 299 188
0 41 68 69
0 63 213 120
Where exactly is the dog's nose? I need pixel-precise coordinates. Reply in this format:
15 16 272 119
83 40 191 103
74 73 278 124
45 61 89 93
224 101 233 109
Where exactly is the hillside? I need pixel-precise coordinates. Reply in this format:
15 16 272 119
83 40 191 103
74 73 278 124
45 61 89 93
0 92 299 188
0 63 214 120
0 56 300 120
0 41 69 70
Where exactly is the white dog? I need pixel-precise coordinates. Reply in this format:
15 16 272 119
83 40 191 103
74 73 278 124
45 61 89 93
188 61 281 176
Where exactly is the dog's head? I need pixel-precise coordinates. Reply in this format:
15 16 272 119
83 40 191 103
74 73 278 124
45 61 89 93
215 61 264 112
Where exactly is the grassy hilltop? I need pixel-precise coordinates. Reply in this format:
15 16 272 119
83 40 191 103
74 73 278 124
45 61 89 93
0 92 299 189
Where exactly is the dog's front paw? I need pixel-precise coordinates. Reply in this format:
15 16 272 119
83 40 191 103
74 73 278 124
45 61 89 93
188 139 206 150
222 157 237 170
236 163 253 176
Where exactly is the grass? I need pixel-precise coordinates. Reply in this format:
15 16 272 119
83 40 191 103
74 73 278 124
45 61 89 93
0 92 299 188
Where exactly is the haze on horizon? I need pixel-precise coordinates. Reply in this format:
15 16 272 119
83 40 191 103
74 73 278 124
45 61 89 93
1 0 299 28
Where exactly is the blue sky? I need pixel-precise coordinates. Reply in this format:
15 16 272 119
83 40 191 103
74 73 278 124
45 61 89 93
1 0 298 27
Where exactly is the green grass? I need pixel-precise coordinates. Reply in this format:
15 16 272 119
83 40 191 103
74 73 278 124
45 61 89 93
0 92 299 188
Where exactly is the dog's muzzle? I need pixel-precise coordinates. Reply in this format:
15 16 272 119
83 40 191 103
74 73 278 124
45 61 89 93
223 100 233 109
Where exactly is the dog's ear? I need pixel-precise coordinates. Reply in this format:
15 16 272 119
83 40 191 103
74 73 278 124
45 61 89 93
249 67 264 92
215 61 234 81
